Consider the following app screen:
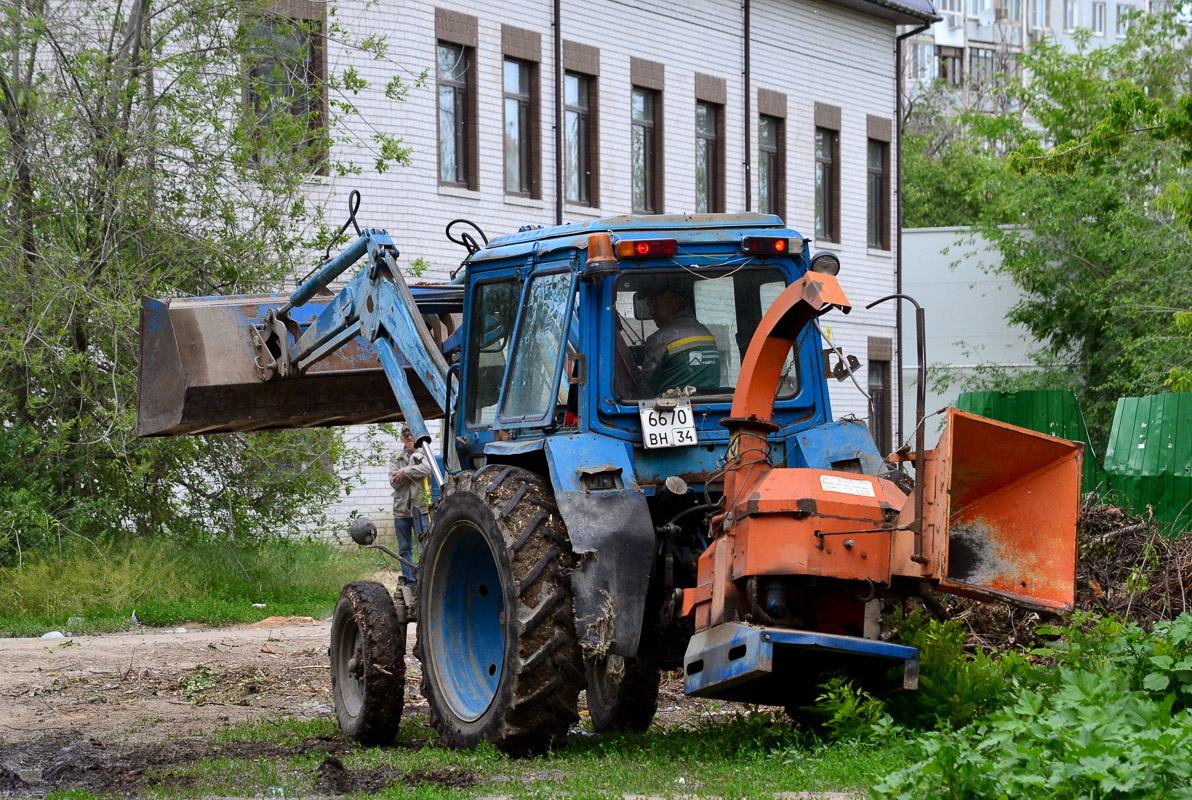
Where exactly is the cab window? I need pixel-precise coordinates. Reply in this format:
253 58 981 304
499 271 576 424
613 267 796 401
465 280 519 427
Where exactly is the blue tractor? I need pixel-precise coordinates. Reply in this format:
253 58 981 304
139 210 1082 754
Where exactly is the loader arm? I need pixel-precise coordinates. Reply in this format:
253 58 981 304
137 230 458 452
254 230 450 445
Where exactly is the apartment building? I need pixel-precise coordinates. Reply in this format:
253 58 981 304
260 0 940 531
902 0 1168 98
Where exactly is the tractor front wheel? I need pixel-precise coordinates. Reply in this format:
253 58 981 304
329 581 406 745
417 466 583 755
585 655 661 732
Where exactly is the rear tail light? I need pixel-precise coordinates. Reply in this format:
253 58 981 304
741 236 789 255
616 239 678 258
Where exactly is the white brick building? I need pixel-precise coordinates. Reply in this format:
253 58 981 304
295 0 939 533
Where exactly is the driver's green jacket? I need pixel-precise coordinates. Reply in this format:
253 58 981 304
642 311 722 395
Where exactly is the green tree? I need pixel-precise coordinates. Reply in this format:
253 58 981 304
904 12 1192 444
0 0 412 564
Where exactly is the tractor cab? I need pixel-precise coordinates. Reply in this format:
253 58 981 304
451 214 851 495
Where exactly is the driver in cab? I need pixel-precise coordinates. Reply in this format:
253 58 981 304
639 288 721 396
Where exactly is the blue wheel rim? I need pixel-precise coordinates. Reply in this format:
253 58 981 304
428 524 505 721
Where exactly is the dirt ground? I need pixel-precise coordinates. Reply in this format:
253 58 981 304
0 617 723 798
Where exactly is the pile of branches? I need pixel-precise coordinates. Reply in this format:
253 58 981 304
951 494 1192 651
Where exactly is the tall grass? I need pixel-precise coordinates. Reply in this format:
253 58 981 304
0 537 389 636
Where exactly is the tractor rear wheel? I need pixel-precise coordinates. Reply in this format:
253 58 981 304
585 655 662 732
329 581 406 745
417 466 583 755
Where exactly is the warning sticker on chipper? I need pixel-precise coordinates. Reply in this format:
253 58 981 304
819 475 876 498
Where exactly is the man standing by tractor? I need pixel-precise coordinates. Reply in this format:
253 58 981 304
389 426 431 590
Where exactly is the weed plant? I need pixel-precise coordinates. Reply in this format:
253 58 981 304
870 612 1192 799
0 537 389 635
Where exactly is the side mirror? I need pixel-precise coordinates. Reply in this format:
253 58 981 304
349 517 377 546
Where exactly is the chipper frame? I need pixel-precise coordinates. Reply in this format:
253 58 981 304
138 211 1083 754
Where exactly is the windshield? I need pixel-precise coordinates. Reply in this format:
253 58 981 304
613 267 795 402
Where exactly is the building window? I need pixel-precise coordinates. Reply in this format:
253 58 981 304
564 72 593 205
969 47 995 85
438 42 472 186
867 140 889 249
244 5 326 169
938 46 964 86
758 115 784 217
1093 1 1106 32
867 340 893 456
1031 0 1050 26
695 101 722 213
913 42 937 80
995 0 1022 20
1116 4 1132 35
814 128 838 242
503 59 533 195
969 0 992 17
631 88 659 213
1064 0 1078 28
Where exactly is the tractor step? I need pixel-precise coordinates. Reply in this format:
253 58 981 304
682 623 918 705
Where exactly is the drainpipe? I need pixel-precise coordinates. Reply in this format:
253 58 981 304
894 20 930 447
743 0 752 211
554 0 563 225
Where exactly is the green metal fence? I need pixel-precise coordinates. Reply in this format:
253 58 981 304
1104 393 1192 532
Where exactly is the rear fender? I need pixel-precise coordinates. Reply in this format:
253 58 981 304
544 434 655 659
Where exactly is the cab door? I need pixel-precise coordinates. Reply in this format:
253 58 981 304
493 263 579 432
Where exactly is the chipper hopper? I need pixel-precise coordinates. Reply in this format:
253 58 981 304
138 210 1082 754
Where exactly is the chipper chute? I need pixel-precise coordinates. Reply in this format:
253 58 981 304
920 408 1083 612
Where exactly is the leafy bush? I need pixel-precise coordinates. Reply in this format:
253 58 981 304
885 609 1023 730
803 677 891 742
871 612 1192 799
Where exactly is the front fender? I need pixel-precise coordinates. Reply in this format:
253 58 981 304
544 434 655 659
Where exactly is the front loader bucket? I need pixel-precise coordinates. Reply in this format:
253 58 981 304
137 294 443 436
929 408 1083 612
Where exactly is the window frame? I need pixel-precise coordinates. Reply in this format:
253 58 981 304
758 114 785 218
694 74 727 214
243 0 328 172
1063 0 1078 30
631 87 660 214
814 124 839 243
501 26 541 199
435 9 479 191
1092 1 1106 33
502 58 535 197
867 338 894 457
695 101 722 213
867 139 890 250
564 71 594 206
1116 4 1132 36
437 41 474 188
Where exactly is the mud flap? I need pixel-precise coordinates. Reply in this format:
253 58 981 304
932 409 1083 612
545 435 655 660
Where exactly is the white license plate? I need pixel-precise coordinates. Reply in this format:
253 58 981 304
638 401 698 449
